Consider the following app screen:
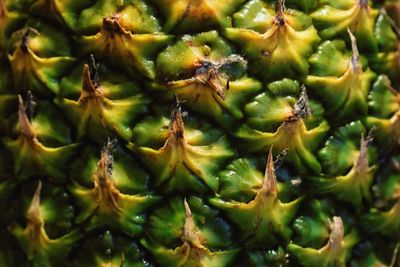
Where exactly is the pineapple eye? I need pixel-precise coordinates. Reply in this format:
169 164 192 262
1 0 399 266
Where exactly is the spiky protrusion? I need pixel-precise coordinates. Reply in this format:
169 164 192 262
182 199 207 251
313 127 377 208
288 85 312 121
274 0 286 25
70 139 157 236
130 105 233 193
11 181 82 266
235 86 328 173
168 55 247 101
348 29 362 74
169 102 185 140
93 139 121 213
258 147 278 197
327 217 345 257
17 93 36 139
289 216 358 267
210 149 302 245
78 60 103 102
355 129 374 174
26 181 45 237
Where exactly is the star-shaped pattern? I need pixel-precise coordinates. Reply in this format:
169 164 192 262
80 16 172 78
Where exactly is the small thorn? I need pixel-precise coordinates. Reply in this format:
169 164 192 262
184 198 192 218
18 94 36 139
79 63 104 102
182 199 203 248
275 0 286 25
347 29 362 72
262 147 278 196
170 101 185 139
81 64 97 94
328 216 344 255
94 139 121 212
27 181 43 226
355 130 373 173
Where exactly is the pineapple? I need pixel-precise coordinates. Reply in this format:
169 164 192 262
0 0 399 266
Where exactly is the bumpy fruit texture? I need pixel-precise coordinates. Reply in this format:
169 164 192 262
0 0 400 266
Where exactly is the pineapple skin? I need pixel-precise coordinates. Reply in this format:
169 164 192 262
0 0 399 266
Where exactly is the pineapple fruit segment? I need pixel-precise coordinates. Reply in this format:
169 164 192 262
0 0 399 266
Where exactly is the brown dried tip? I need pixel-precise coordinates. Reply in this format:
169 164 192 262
261 147 278 196
102 15 124 34
79 64 102 100
94 139 121 212
170 102 185 139
195 61 226 100
182 198 204 249
347 29 362 73
0 0 6 17
355 128 374 174
359 0 369 8
27 181 44 227
275 0 286 25
327 216 344 255
18 94 36 139
288 85 311 121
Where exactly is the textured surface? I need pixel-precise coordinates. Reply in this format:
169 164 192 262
0 0 399 266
